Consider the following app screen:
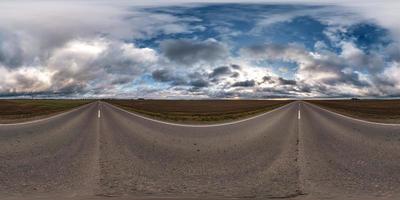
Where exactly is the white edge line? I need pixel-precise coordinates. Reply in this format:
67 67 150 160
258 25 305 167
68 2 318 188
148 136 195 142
304 101 400 126
104 101 294 127
0 102 95 127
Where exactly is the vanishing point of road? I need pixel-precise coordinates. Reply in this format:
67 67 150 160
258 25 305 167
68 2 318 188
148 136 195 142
1 101 400 200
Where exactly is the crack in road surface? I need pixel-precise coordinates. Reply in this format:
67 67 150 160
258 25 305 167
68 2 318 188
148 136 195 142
1 101 400 200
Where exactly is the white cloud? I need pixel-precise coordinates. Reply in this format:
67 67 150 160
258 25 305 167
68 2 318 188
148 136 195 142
240 43 385 97
0 66 53 94
382 62 400 89
0 37 159 97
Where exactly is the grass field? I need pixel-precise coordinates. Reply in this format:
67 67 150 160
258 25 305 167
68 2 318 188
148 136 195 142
0 99 92 123
308 99 400 123
106 99 292 124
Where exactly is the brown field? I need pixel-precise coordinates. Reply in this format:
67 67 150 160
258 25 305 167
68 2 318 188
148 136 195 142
0 99 92 123
308 99 400 123
106 99 292 124
2 99 398 124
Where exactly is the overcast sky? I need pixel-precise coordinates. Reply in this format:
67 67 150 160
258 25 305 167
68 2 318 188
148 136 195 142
0 0 399 98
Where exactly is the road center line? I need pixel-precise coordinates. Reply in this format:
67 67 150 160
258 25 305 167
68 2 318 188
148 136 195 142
98 110 101 118
298 109 301 120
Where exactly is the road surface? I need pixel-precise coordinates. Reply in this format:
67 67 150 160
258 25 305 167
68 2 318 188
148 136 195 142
0 101 399 200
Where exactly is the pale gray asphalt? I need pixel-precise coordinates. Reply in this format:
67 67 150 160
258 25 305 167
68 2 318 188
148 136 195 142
0 101 399 200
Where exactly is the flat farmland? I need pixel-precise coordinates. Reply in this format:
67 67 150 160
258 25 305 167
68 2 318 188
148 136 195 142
308 99 400 123
0 99 92 123
106 99 292 124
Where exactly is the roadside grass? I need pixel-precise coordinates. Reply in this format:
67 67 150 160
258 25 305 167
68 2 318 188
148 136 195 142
106 99 292 124
308 99 400 123
0 99 93 122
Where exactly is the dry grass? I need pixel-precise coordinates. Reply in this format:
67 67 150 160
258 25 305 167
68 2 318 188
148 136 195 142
308 99 400 123
106 99 292 124
0 99 92 123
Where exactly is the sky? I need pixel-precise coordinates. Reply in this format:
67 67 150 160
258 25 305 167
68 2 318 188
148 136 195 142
0 0 400 99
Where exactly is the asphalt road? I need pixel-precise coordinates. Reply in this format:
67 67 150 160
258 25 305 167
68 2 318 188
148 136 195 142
0 101 399 200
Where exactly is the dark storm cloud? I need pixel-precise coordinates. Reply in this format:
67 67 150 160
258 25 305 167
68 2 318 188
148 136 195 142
209 66 232 78
278 77 297 85
329 72 369 87
151 69 187 85
160 39 228 65
208 65 242 82
151 69 213 89
152 69 172 82
0 33 24 68
231 80 256 87
231 64 241 70
208 88 296 99
297 86 311 93
190 79 209 88
261 76 275 84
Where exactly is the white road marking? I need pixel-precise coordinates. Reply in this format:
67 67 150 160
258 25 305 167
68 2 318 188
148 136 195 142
105 101 294 127
298 103 301 120
98 110 101 118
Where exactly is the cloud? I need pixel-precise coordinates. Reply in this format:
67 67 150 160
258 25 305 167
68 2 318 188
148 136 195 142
0 1 399 98
240 42 387 96
209 66 232 78
150 61 281 97
261 76 275 84
0 1 197 41
152 69 174 82
0 67 52 95
151 69 187 85
0 1 197 70
379 62 400 96
189 79 209 88
0 32 25 68
0 38 159 97
151 68 213 90
385 43 400 62
339 42 385 72
232 80 256 87
278 77 297 85
161 39 229 66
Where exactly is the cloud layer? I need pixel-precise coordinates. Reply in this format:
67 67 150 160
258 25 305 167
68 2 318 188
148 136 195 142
0 1 399 98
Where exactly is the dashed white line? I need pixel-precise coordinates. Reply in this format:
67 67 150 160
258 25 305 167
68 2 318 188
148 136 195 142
98 110 101 118
298 109 301 120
